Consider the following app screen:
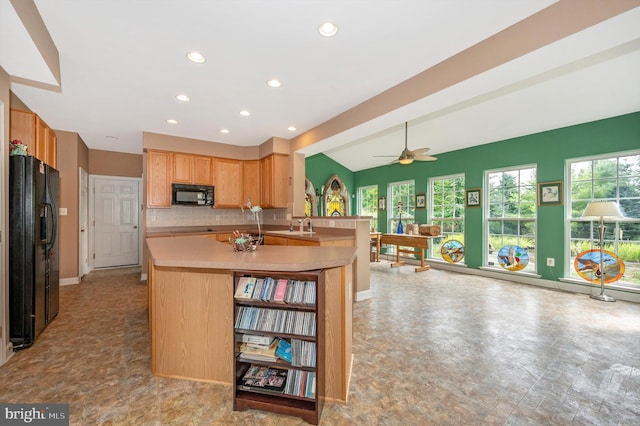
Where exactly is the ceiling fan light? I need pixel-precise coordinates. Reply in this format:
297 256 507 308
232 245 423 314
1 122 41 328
399 158 413 165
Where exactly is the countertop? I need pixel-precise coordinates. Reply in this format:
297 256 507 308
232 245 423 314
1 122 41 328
146 235 356 272
145 225 355 242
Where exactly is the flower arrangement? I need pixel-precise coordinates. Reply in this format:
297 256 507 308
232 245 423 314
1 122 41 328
230 198 263 252
9 139 28 156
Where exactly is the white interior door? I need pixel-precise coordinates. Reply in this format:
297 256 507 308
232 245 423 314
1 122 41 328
92 176 140 268
79 168 89 276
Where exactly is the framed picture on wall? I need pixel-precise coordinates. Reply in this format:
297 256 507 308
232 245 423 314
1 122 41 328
378 196 386 211
415 193 426 209
465 188 481 208
538 181 563 206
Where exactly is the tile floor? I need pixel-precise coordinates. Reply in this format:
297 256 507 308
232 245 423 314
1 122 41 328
1 262 639 425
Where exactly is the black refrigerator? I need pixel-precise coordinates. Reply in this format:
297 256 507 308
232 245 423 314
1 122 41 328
9 155 60 351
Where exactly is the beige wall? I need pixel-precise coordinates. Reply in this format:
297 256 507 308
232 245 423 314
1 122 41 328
143 131 259 160
55 130 81 281
89 149 142 177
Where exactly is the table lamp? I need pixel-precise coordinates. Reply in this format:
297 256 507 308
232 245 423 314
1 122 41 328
581 201 625 302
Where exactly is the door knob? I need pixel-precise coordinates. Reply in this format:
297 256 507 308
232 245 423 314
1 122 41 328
134 225 138 229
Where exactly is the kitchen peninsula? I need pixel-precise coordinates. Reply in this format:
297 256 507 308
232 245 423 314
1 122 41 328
146 235 356 402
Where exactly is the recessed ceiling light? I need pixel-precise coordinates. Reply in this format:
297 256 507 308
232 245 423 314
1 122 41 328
239 110 251 116
176 94 190 102
166 119 178 124
318 21 338 37
287 126 297 132
186 51 206 64
106 135 119 140
220 128 230 134
266 79 282 88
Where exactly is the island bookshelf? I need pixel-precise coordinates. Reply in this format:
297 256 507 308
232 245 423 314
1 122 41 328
232 270 324 425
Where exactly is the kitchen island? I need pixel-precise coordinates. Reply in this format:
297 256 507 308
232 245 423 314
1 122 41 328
146 235 356 402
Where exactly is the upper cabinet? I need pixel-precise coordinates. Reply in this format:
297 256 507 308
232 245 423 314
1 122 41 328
172 154 213 185
242 160 260 206
145 149 289 209
172 153 194 183
260 154 288 208
194 156 214 185
10 109 57 168
147 150 172 208
215 158 243 207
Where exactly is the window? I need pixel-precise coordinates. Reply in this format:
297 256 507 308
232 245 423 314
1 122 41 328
389 180 415 233
568 153 640 286
486 166 537 273
430 174 465 260
358 185 378 231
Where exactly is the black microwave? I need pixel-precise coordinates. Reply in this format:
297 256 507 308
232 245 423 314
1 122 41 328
172 184 214 206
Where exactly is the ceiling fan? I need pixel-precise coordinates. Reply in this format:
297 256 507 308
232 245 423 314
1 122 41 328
375 122 437 165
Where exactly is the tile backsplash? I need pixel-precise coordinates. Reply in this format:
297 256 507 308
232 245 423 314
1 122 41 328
146 206 289 227
146 207 361 230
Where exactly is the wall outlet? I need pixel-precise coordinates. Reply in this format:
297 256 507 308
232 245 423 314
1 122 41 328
151 215 157 222
329 220 335 227
215 215 220 221
546 257 555 267
286 213 292 221
59 208 68 216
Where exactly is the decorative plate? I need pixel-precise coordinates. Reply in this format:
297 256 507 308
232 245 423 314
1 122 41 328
497 245 529 271
441 240 465 263
574 249 625 284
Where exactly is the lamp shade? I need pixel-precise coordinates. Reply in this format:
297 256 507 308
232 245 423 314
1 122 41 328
582 201 625 220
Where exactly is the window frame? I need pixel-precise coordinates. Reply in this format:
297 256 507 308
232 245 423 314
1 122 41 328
566 151 640 286
357 184 379 231
485 165 538 273
429 174 465 261
387 180 415 233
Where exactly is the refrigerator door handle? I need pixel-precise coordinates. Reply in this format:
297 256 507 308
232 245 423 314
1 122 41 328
43 203 57 249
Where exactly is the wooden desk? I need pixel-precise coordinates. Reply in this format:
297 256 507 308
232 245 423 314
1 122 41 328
370 232 381 262
381 233 432 272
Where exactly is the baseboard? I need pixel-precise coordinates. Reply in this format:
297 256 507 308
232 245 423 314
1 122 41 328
355 289 371 301
60 277 80 286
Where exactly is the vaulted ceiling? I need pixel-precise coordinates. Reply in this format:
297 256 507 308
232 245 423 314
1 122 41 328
4 1 640 171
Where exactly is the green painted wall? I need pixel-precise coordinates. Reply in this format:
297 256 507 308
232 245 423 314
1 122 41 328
307 112 640 281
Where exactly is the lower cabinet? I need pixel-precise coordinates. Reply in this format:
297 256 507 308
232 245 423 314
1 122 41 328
232 270 324 425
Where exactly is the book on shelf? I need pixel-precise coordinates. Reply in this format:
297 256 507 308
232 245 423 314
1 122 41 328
252 278 265 300
240 366 288 393
234 277 257 299
239 338 280 362
235 307 316 337
242 334 274 346
284 369 316 399
273 279 288 302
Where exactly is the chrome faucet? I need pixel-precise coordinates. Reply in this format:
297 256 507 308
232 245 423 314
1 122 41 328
300 217 313 232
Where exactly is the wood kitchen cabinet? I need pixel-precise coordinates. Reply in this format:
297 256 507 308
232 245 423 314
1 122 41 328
173 154 213 185
147 150 172 208
260 154 288 208
10 109 57 168
172 153 194 183
194 155 214 185
242 160 260 206
215 158 243 207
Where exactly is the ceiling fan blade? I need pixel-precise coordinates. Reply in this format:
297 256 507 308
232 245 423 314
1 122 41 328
414 154 438 161
410 147 431 155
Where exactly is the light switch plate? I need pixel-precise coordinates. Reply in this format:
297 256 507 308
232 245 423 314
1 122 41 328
59 208 68 216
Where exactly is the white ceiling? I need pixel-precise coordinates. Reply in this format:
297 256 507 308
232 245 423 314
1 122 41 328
5 1 640 172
